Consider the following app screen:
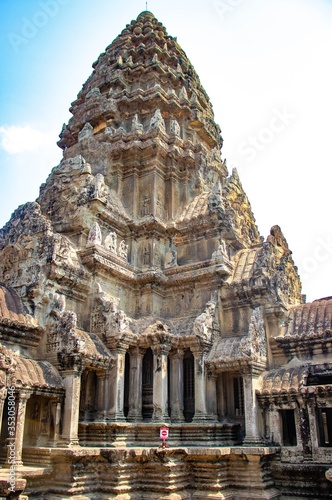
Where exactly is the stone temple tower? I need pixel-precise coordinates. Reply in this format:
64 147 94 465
1 10 332 500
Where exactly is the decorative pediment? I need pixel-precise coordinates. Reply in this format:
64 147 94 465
207 307 267 373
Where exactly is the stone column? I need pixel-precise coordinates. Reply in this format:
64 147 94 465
151 172 157 217
216 373 226 420
7 391 31 466
206 371 218 420
107 346 127 421
61 364 82 446
166 174 176 220
127 347 144 422
50 399 62 446
169 349 184 422
193 350 207 421
243 372 262 444
152 344 170 422
307 396 319 452
298 400 312 457
131 166 139 217
96 371 107 420
267 405 282 445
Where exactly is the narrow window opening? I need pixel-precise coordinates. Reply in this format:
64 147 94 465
233 376 244 417
317 408 332 446
280 410 297 446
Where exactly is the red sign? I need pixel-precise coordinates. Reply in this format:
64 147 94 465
160 427 169 440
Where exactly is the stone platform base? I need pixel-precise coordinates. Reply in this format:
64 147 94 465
78 421 241 448
15 446 282 500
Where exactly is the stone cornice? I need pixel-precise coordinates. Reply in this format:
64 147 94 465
274 330 332 358
0 318 44 348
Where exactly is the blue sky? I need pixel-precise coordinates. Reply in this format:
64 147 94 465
0 0 331 302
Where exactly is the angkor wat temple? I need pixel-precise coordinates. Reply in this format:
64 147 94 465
0 10 331 500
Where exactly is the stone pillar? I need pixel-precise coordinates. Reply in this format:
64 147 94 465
96 371 107 420
183 170 190 208
151 172 157 217
216 373 226 420
169 349 184 422
193 350 207 421
166 174 176 220
206 371 218 420
268 405 282 445
151 238 157 268
307 396 319 452
61 365 82 446
50 399 62 446
298 400 312 457
7 391 31 466
107 346 127 421
127 347 144 422
152 344 170 422
243 372 262 444
131 166 139 217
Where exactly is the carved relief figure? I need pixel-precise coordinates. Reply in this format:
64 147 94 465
90 304 105 335
87 222 102 247
119 240 129 261
104 231 117 253
179 86 188 100
170 119 181 136
49 294 85 354
193 301 216 343
102 298 130 335
78 122 94 141
131 113 144 131
156 193 163 218
165 244 177 268
51 235 79 268
141 194 150 216
154 242 160 267
212 240 229 261
149 109 166 132
92 173 108 200
240 307 267 362
143 246 151 266
56 155 92 176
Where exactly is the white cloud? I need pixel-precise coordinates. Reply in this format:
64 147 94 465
0 125 51 154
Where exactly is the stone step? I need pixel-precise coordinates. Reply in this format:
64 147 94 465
78 422 241 448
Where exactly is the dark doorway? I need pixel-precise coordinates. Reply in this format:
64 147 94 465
124 352 130 418
79 369 97 421
142 348 153 420
183 349 195 422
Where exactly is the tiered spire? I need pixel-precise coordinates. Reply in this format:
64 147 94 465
58 11 221 153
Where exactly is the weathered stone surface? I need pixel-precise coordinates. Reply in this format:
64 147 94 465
0 9 331 500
